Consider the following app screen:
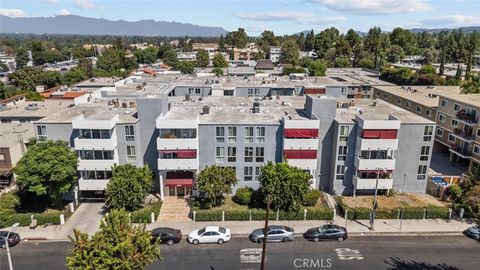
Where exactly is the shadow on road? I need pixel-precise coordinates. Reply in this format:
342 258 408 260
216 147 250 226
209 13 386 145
385 257 462 270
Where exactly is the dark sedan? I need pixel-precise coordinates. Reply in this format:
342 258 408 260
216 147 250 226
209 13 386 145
464 225 480 240
151 227 182 246
0 231 21 248
304 224 347 242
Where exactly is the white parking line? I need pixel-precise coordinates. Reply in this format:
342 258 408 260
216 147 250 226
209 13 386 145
240 248 264 263
335 248 364 260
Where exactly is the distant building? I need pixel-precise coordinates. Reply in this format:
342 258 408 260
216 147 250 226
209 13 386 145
269 46 282 63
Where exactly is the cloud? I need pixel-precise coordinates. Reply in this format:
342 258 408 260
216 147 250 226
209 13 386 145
56 9 71 16
420 14 480 27
45 0 60 4
74 0 96 9
245 24 269 33
307 0 433 15
236 10 346 25
0 8 26 18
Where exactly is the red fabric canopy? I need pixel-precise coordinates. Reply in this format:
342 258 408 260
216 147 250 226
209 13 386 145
304 88 326 95
362 129 398 139
284 129 318 138
284 150 317 159
177 150 197 158
165 179 193 187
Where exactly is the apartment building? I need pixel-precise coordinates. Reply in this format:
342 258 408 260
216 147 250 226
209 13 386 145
0 123 32 188
373 85 479 171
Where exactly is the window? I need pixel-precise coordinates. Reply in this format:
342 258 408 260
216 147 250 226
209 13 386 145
244 147 254 162
426 109 432 117
416 106 422 113
37 125 47 139
81 170 112 180
397 98 402 105
244 166 253 181
473 145 480 155
339 126 349 141
451 119 458 127
441 99 448 107
100 130 110 139
420 146 430 161
406 101 411 108
375 91 381 98
256 127 265 143
336 165 345 180
126 146 136 163
417 165 427 180
228 127 236 143
383 93 389 99
78 150 114 160
245 127 254 143
0 154 4 161
224 90 234 96
255 166 261 181
159 128 196 139
216 147 225 163
436 128 444 138
216 127 225 142
454 103 461 111
448 133 455 143
424 126 434 141
438 113 446 123
478 128 480 137
228 147 236 162
125 126 135 141
338 146 347 161
256 147 264 162
247 88 253 97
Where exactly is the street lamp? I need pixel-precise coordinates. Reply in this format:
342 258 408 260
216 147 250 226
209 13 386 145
4 222 19 270
370 168 387 231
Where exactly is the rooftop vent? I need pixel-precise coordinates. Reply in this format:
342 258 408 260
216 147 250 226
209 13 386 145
185 93 191 101
202 106 210 115
252 101 260 113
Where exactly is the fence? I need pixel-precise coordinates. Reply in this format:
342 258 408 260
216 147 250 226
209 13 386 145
192 208 334 222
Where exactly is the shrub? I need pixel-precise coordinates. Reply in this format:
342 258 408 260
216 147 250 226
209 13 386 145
303 189 322 207
350 207 371 220
194 210 223 221
224 210 250 221
306 208 334 220
130 201 163 223
278 211 304 221
375 208 399 219
35 212 62 224
234 187 253 205
401 207 425 219
251 209 276 221
425 206 450 219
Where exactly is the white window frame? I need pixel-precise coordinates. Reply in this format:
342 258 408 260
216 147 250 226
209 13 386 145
228 146 236 162
256 147 264 162
216 127 225 142
473 144 480 155
436 128 444 138
417 165 427 180
453 103 461 112
244 166 253 181
420 146 430 161
216 147 225 163
256 127 265 143
426 109 432 117
441 99 448 107
416 106 422 113
244 127 254 143
37 125 47 139
438 113 446 123
228 127 236 143
451 119 458 128
126 146 136 163
244 147 254 162
125 125 135 141
448 134 455 143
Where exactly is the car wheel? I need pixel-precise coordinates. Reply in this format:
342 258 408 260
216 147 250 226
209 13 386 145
337 237 345 242
217 239 224 244
313 237 320 242
167 239 174 246
282 237 289 243
256 238 262 244
192 239 199 245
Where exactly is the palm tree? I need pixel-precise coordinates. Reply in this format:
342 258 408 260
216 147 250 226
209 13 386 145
460 73 480 94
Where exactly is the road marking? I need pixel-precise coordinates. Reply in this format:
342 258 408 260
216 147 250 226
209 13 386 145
335 248 364 260
240 248 264 263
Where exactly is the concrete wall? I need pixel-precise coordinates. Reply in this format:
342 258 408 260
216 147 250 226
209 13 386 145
34 123 74 145
116 122 142 167
173 86 212 97
331 122 357 195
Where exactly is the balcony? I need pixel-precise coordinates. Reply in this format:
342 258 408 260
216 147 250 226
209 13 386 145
74 135 118 151
157 137 198 150
359 138 398 151
78 159 117 170
286 159 317 170
78 178 109 191
455 110 478 125
452 128 476 142
283 138 318 150
354 176 393 190
356 157 396 171
449 145 472 159
157 158 199 170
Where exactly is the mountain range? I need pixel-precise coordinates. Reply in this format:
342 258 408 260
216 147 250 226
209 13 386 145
0 15 227 37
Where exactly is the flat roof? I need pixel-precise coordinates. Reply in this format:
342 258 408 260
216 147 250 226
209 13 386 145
373 85 462 108
37 103 138 124
0 123 35 147
0 100 74 118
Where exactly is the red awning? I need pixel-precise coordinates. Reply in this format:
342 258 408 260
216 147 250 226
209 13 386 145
304 88 326 95
177 150 197 158
165 179 193 187
284 150 317 159
284 129 318 138
362 129 398 139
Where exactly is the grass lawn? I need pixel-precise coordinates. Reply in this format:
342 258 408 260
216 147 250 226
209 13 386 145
341 193 448 209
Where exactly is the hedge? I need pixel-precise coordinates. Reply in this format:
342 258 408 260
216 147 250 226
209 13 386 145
194 210 223 221
224 210 250 221
1 212 62 227
278 211 304 221
425 207 450 219
192 208 334 221
306 208 334 220
401 207 425 219
130 201 163 223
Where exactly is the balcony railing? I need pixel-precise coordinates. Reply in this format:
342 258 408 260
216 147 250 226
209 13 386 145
456 110 478 124
450 145 472 157
453 128 475 141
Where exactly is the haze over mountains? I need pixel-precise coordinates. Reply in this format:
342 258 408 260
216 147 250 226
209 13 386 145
0 15 227 37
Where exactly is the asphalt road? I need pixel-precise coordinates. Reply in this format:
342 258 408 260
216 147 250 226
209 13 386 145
0 236 479 270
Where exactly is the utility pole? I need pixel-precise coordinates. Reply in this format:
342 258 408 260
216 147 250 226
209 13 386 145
260 195 271 270
370 168 380 230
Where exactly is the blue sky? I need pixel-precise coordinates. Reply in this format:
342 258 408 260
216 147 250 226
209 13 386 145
1 0 480 35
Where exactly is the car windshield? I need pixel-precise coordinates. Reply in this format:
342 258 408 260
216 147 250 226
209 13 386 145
198 228 206 235
218 227 226 234
318 227 326 233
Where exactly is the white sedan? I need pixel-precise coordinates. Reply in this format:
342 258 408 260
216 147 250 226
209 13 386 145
187 226 231 245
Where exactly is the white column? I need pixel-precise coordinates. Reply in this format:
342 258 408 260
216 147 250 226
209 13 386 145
159 174 164 200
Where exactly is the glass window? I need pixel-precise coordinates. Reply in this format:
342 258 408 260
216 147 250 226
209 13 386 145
438 114 446 123
436 128 444 138
228 147 236 162
416 106 422 113
228 127 237 143
448 134 455 143
338 146 347 161
216 147 225 163
159 129 196 139
255 166 261 181
454 103 461 111
37 125 47 138
397 98 402 105
92 129 101 139
339 126 349 141
100 129 110 139
256 127 265 143
80 129 92 138
94 150 103 160
424 126 433 141
451 119 458 127
216 127 225 142
125 126 135 141
420 146 430 161
127 146 136 163
244 147 254 162
426 109 432 117
244 166 253 181
245 127 254 143
406 102 411 108
441 99 448 107
256 147 264 162
104 151 113 160
417 165 427 180
474 145 480 155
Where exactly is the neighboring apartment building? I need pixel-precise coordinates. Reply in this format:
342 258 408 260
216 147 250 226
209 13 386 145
269 46 282 63
373 85 479 171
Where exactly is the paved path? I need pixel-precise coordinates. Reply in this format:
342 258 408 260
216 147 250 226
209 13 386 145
157 197 191 222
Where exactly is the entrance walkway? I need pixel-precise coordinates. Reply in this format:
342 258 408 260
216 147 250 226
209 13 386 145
157 197 191 222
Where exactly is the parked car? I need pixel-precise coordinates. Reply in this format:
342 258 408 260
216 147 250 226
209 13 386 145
464 225 480 240
0 231 21 248
150 227 182 246
303 224 348 242
187 226 231 245
249 225 294 243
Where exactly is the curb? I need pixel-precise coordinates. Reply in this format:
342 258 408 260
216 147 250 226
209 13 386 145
24 237 48 241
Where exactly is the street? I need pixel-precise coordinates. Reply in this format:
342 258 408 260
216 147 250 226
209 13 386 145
0 236 479 270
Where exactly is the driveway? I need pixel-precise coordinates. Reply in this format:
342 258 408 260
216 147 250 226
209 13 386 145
58 202 105 238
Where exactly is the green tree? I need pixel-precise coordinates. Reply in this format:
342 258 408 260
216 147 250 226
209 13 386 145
212 67 224 76
39 70 63 89
218 34 227 52
174 61 195 74
420 64 437 75
226 28 248 49
358 58 375 69
364 27 385 69
297 32 306 51
258 161 311 213
461 73 480 94
314 27 340 61
212 53 228 68
436 31 449 75
386 45 405 63
66 209 160 270
196 165 237 206
251 50 266 61
15 47 29 69
162 49 178 66
78 58 94 78
105 164 153 211
96 48 128 73
305 30 315 51
345 29 363 66
279 39 300 66
63 67 88 86
14 140 78 207
308 59 328 76
195 49 210 68
465 32 480 76
9 67 42 91
334 57 351 68
299 57 313 68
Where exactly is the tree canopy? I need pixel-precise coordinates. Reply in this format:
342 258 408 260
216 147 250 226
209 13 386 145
212 53 228 68
195 49 210 68
461 73 480 94
279 39 300 66
196 165 238 206
105 164 153 211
